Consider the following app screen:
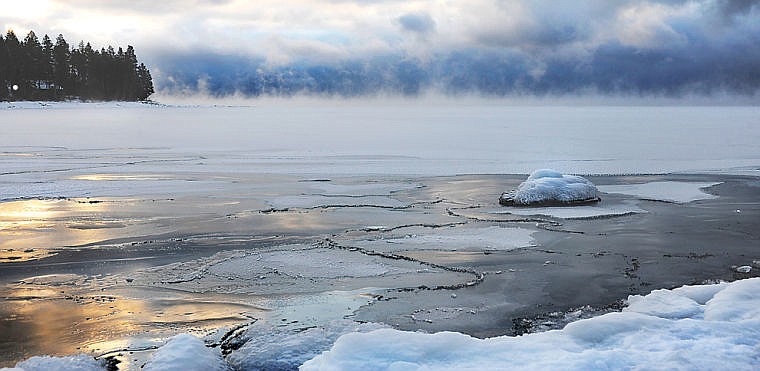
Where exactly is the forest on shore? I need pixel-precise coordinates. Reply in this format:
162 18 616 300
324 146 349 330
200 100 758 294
0 30 153 101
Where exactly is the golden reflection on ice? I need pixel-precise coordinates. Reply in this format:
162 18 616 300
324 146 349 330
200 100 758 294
0 281 263 366
71 174 176 181
0 199 121 260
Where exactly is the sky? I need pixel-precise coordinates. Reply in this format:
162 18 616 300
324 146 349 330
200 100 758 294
2 0 760 98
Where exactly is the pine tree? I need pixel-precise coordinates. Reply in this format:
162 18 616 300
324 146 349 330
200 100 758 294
53 34 71 98
137 63 154 100
22 31 44 97
41 35 55 92
4 30 23 98
1 29 154 101
0 34 8 100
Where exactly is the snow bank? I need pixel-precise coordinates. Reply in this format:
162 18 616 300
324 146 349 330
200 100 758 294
598 181 721 203
143 334 228 371
5 355 105 371
505 169 599 206
302 278 760 370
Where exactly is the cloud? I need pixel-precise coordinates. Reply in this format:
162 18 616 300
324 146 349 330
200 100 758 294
397 12 435 34
2 0 759 98
714 0 760 16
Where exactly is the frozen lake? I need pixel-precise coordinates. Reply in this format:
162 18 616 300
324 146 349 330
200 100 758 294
2 102 759 201
1 102 759 370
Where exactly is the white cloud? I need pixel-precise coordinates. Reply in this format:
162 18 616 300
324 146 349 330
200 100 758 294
614 2 691 48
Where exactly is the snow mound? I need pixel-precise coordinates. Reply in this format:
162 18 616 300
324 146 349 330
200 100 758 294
302 278 760 370
143 334 229 371
503 169 599 206
7 355 105 371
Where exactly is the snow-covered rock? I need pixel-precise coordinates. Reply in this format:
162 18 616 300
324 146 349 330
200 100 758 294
501 169 599 206
302 278 760 370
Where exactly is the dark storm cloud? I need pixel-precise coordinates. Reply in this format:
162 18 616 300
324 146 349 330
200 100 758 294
715 0 760 16
397 13 435 34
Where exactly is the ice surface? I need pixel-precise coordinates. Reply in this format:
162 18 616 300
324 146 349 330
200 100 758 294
2 105 760 186
268 195 407 209
350 226 536 253
510 170 598 205
143 334 228 371
598 181 721 203
126 244 474 295
302 278 760 370
500 201 646 219
208 249 395 279
4 355 105 371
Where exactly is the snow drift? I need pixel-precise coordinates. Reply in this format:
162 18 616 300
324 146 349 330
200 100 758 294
302 278 760 370
500 169 600 206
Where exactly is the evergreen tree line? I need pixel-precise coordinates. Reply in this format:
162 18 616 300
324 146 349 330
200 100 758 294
0 30 154 101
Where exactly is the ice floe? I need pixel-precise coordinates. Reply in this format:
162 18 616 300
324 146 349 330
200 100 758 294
501 201 646 219
349 226 536 253
125 244 474 295
303 278 760 370
501 170 599 206
598 181 721 203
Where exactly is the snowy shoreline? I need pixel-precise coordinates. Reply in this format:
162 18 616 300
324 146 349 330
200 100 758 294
6 277 759 370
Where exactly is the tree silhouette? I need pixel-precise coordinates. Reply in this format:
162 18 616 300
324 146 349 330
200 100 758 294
1 29 154 101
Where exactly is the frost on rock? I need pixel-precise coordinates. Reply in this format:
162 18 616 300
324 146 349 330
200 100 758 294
302 278 760 370
500 169 600 207
9 354 106 371
143 334 229 371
